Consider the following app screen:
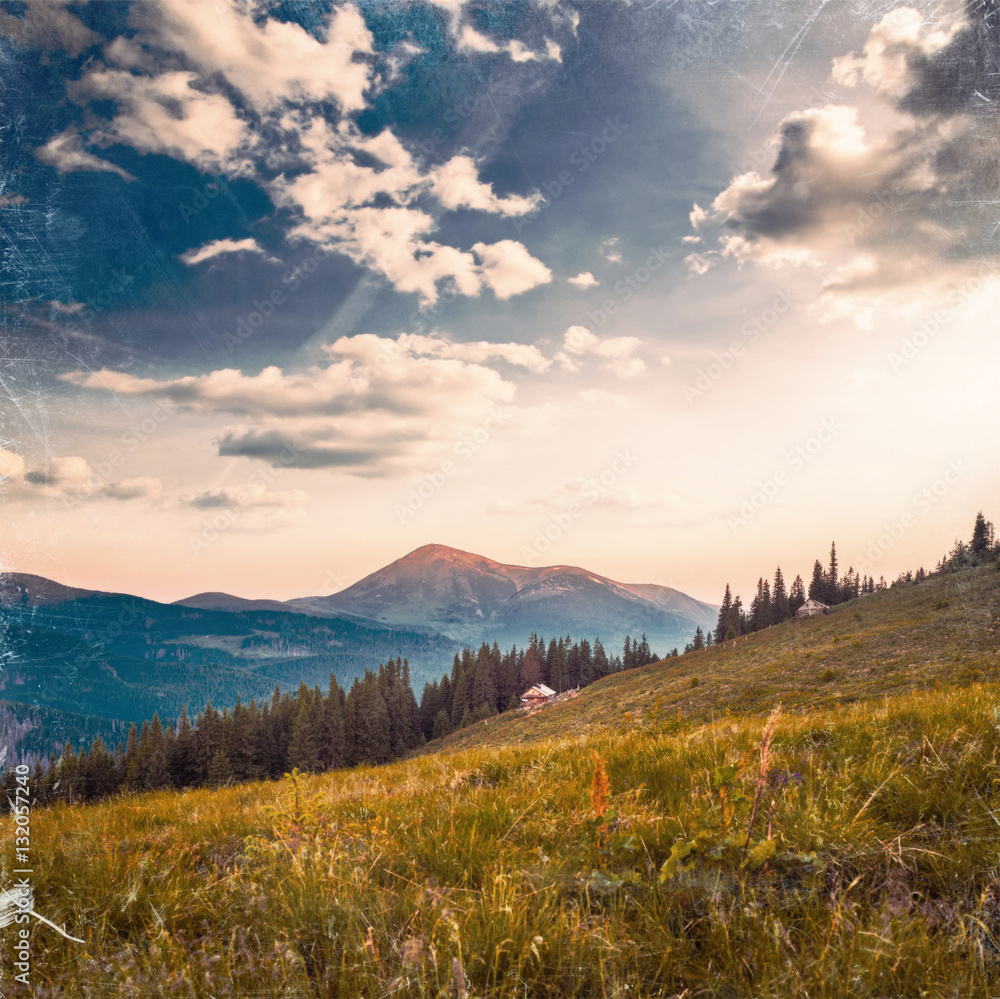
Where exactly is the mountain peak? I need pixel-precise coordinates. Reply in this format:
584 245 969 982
286 544 717 651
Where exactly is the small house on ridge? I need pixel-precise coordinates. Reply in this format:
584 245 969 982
796 598 830 619
520 683 557 710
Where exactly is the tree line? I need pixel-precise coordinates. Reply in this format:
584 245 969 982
676 541 886 653
678 511 999 653
2 633 656 809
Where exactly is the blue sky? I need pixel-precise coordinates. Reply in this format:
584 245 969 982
1 0 996 605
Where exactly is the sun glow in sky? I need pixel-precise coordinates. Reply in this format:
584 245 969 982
1 0 997 606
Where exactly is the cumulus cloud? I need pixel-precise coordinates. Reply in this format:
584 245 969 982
689 5 1000 325
0 450 161 503
69 69 251 175
127 0 374 114
180 238 274 267
558 326 647 378
59 332 521 475
430 156 541 215
472 240 553 300
0 449 27 484
568 271 598 289
271 120 550 304
30 1 552 306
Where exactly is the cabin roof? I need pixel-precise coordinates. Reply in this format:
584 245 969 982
522 684 556 698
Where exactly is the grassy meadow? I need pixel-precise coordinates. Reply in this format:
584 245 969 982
7 565 1000 998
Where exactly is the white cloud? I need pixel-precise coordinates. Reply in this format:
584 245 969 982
830 8 960 100
430 156 541 216
472 240 553 300
455 22 562 63
0 451 161 503
270 119 549 304
60 332 521 475
568 271 598 289
180 238 273 267
0 449 26 484
395 333 551 373
126 0 375 115
560 326 647 378
33 128 136 182
690 8 1000 327
30 1 554 305
458 24 499 53
70 69 251 175
600 237 623 264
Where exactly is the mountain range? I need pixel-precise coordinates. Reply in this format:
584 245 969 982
0 544 714 759
181 543 717 656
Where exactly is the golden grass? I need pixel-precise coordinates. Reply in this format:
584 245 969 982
9 565 1000 997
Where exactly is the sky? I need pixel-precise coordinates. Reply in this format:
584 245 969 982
1 0 997 607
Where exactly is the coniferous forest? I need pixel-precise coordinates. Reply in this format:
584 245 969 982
676 513 999 653
2 633 658 809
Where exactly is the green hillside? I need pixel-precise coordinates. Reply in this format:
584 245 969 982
5 564 1000 998
432 564 1000 754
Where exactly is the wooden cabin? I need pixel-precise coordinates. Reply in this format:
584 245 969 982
520 683 557 710
796 598 830 619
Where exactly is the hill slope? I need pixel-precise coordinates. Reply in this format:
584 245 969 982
288 543 717 652
430 564 1000 754
16 565 1000 998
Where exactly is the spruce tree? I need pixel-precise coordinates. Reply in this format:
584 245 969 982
288 691 323 773
972 511 994 556
432 708 452 739
593 639 610 676
206 747 233 788
520 647 543 688
808 560 826 602
789 574 806 614
772 566 789 622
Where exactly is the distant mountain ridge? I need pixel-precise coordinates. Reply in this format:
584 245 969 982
172 591 292 614
285 544 717 654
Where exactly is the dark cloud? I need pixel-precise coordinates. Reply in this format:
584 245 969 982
899 1 1000 117
215 430 395 471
